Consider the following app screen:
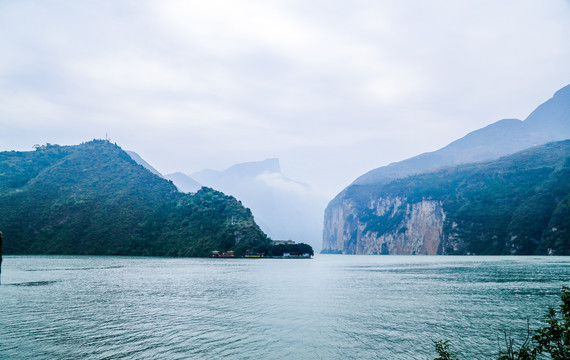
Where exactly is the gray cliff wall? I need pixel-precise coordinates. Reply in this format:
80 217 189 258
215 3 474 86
322 197 359 254
323 196 446 255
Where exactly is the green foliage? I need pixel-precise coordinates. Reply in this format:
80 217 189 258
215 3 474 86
497 326 538 360
0 140 270 257
344 140 570 255
134 187 270 257
261 243 314 256
434 287 570 360
533 287 570 359
433 340 458 360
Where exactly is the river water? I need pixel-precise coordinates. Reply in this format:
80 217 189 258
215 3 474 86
1 255 568 359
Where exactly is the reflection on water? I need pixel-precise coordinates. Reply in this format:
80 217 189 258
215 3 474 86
1 255 568 359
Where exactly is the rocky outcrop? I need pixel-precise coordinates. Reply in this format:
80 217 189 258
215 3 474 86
322 196 446 255
324 84 570 255
322 197 359 254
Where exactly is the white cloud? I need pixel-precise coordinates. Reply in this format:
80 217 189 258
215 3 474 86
0 0 569 198
255 171 310 194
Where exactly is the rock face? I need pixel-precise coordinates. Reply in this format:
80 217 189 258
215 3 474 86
324 85 570 255
323 197 445 255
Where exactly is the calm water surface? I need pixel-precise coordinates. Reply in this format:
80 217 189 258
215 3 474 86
1 255 569 359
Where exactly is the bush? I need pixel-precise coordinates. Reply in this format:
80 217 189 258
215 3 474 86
434 287 570 360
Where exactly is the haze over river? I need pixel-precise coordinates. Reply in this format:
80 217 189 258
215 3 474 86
1 255 569 359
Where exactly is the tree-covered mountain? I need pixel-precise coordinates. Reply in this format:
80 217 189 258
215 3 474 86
0 140 270 256
322 140 570 255
324 84 570 255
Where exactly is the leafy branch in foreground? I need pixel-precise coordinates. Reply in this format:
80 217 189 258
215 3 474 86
496 323 538 360
533 287 570 360
433 340 458 360
434 286 570 360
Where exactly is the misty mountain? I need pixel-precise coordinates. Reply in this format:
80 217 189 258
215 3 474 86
324 84 570 254
126 150 164 178
353 84 570 186
0 140 270 256
165 172 202 193
168 159 327 251
191 158 282 185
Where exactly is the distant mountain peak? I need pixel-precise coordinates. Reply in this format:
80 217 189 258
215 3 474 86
164 172 202 193
224 158 281 177
169 157 325 250
125 150 163 178
350 84 570 186
553 83 570 98
524 83 570 132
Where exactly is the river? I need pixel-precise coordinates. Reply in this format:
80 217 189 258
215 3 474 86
1 255 568 359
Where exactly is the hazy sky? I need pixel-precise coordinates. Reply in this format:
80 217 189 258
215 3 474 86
1 0 570 198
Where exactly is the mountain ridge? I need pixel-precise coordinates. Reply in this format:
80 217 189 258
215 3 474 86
352 84 570 186
322 140 570 255
324 84 570 254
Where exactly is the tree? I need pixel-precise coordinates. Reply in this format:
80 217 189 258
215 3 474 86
433 340 458 360
533 286 570 359
433 287 570 360
497 324 538 360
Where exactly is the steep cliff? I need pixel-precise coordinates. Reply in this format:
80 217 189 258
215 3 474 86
323 195 445 254
323 196 445 255
323 141 570 255
324 85 570 255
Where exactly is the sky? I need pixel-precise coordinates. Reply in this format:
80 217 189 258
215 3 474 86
1 0 570 199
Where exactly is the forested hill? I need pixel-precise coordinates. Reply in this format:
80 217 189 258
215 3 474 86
322 140 570 255
0 140 270 256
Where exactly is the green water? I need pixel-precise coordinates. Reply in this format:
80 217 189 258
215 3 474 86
1 255 568 359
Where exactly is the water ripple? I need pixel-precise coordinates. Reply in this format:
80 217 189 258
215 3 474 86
1 255 569 359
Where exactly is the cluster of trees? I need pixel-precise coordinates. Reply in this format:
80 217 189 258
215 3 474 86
0 141 270 257
434 287 570 360
259 243 314 257
348 140 570 255
134 187 271 257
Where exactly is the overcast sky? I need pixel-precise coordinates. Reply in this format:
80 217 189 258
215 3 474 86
1 0 570 198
